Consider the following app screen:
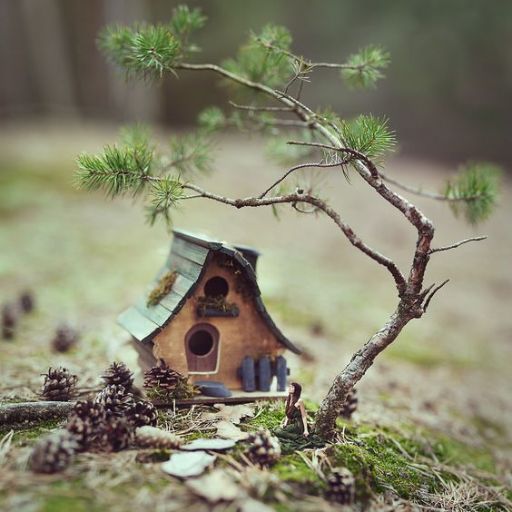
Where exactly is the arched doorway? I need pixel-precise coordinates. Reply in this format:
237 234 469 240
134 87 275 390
184 323 220 373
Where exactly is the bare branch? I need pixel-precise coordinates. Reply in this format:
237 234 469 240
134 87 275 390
176 63 339 147
429 236 487 255
265 119 311 128
292 202 318 214
256 39 366 72
182 183 407 294
259 160 345 199
423 279 450 312
228 101 293 113
381 172 483 203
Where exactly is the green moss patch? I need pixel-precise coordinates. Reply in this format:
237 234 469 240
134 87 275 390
1 418 64 444
244 405 504 507
272 453 325 495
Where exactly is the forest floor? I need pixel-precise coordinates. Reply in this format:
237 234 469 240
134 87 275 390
0 121 511 511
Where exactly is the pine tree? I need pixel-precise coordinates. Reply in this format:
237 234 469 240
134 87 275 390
76 5 501 438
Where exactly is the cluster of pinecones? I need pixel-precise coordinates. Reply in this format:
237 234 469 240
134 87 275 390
244 429 281 467
2 290 35 340
326 467 356 505
30 361 159 473
143 359 196 400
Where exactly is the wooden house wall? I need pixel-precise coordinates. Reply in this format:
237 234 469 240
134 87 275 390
152 257 284 389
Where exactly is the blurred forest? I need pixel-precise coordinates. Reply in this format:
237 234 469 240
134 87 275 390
0 0 510 166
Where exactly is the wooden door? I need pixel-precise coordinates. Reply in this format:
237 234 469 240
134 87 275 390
184 323 219 373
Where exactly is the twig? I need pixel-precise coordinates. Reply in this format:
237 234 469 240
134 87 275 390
228 101 293 113
259 160 343 198
381 171 484 203
182 184 407 294
423 279 450 312
429 236 487 254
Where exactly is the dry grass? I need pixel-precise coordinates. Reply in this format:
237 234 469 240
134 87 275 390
0 121 510 511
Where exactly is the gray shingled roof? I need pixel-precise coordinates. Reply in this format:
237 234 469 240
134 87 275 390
118 229 301 354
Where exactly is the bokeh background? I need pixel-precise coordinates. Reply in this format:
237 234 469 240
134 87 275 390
0 0 511 467
1 0 511 165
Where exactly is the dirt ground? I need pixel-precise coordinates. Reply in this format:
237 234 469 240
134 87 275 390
0 121 510 511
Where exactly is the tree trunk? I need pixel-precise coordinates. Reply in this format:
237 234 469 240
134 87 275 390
314 301 414 438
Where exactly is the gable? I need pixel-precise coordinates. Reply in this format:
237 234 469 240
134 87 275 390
118 230 301 354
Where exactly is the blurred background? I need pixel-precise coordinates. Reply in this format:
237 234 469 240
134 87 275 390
0 0 511 455
0 0 511 164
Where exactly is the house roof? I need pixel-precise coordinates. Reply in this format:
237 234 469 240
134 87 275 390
118 229 301 354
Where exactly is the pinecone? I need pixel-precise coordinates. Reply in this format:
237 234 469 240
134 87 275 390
72 399 106 425
94 384 135 417
94 417 134 452
135 426 182 449
339 388 358 420
326 467 355 505
29 430 78 473
19 290 35 314
102 361 134 391
66 414 93 452
244 429 281 467
143 359 198 401
2 303 17 340
126 400 158 427
51 324 79 353
40 367 78 401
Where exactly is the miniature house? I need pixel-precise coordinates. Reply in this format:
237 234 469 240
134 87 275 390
118 230 300 395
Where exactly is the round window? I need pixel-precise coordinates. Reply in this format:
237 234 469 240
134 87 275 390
204 276 229 297
188 329 214 356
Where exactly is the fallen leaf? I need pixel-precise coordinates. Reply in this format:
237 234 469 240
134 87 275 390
205 403 255 424
181 438 236 451
216 420 249 441
161 451 216 478
186 469 240 503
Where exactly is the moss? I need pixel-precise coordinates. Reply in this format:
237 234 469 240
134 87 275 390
42 495 98 512
245 402 285 431
147 270 177 306
329 421 503 503
196 295 239 315
331 430 436 501
0 418 64 443
272 453 325 494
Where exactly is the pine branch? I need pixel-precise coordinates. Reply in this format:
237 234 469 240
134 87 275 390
444 162 501 225
76 144 155 197
99 24 181 79
340 45 390 89
146 176 185 227
84 10 503 438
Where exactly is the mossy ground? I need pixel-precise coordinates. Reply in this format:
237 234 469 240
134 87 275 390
1 124 511 511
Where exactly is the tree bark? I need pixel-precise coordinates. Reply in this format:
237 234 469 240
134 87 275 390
314 301 414 438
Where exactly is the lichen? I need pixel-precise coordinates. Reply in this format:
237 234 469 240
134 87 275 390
146 270 177 307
